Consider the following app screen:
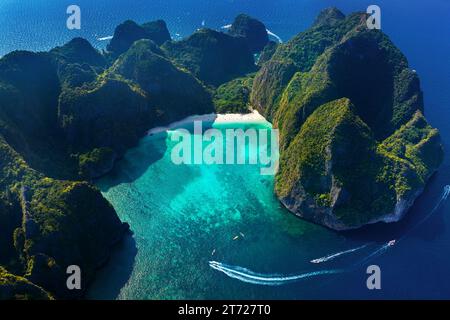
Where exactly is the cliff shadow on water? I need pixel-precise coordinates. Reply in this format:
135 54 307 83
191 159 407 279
96 131 169 191
96 117 221 191
87 234 137 300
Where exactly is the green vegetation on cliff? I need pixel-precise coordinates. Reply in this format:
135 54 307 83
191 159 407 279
276 98 442 228
0 266 52 300
50 37 106 89
213 75 254 113
251 59 298 120
51 37 106 67
0 8 444 298
162 28 256 86
256 8 443 229
141 20 172 45
107 19 171 56
112 39 213 121
276 98 373 198
379 111 444 188
228 14 269 53
2 15 261 298
59 77 150 154
0 132 128 298
257 41 278 66
78 147 116 179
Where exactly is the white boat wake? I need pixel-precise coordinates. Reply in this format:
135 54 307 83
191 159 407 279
209 185 450 286
353 242 393 267
355 184 450 264
97 35 113 41
209 261 343 286
266 29 283 43
220 24 283 43
398 184 450 239
310 244 369 264
443 185 450 200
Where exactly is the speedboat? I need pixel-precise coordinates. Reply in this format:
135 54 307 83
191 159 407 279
388 240 396 247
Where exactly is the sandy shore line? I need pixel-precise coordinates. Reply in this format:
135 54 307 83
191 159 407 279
147 110 268 135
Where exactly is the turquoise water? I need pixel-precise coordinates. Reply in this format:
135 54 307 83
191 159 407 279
89 121 349 299
86 0 450 299
2 0 449 299
89 120 449 299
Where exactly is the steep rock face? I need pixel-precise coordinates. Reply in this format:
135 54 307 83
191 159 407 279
0 195 21 268
0 8 445 299
0 14 262 299
269 12 362 73
50 38 106 88
0 51 61 138
276 98 375 229
59 38 214 159
141 20 172 45
107 20 171 56
251 13 364 122
0 266 52 300
78 147 117 179
55 63 98 88
51 38 106 67
254 8 443 230
229 14 269 53
19 179 129 298
112 40 213 122
251 60 298 120
257 41 278 66
0 41 136 298
0 51 77 179
276 100 443 230
107 20 150 55
162 28 256 86
0 135 128 298
58 38 214 177
255 9 428 149
59 78 150 154
326 30 421 139
313 7 345 27
213 75 254 114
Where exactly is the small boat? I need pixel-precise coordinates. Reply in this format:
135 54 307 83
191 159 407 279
239 232 245 238
233 235 240 241
211 249 216 256
388 240 396 247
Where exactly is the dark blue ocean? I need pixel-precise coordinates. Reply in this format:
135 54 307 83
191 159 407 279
2 0 449 299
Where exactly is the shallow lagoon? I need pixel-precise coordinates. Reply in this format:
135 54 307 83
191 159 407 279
88 120 450 299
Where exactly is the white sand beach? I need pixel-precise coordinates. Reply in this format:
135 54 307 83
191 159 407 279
147 110 268 135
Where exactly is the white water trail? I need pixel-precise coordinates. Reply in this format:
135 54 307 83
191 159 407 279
266 29 283 43
443 185 450 200
220 24 283 44
310 244 369 264
209 186 450 286
97 35 113 41
352 243 392 268
397 185 450 240
354 184 450 267
209 261 343 286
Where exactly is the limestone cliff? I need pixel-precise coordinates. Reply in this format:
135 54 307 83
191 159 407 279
253 8 443 230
